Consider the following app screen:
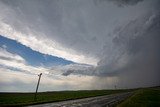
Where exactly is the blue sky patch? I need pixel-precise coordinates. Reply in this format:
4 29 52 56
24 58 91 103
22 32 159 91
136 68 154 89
0 35 74 67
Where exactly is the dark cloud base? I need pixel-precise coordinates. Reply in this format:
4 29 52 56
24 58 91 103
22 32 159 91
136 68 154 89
94 12 160 88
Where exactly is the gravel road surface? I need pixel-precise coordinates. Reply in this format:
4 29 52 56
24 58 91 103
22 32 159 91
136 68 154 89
27 92 133 107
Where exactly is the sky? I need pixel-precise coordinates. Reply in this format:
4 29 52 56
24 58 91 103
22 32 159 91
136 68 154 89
0 0 160 92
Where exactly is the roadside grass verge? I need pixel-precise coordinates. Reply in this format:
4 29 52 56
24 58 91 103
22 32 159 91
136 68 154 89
117 88 160 107
0 89 132 106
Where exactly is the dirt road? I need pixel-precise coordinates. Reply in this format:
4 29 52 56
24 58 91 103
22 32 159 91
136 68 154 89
28 92 133 107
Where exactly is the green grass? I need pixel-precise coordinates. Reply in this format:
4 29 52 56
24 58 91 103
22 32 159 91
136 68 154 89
118 87 160 107
0 89 132 106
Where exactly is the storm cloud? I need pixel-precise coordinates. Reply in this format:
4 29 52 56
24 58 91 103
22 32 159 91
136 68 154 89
0 0 160 91
105 0 144 6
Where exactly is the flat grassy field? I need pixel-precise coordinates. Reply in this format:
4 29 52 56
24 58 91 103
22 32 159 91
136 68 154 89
0 89 132 106
117 87 160 107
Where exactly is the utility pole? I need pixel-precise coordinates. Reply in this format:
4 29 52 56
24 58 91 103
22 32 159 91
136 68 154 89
34 73 42 101
115 85 117 90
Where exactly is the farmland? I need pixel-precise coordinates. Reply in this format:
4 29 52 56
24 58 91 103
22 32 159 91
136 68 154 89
0 89 133 106
1 87 159 107
117 87 160 107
